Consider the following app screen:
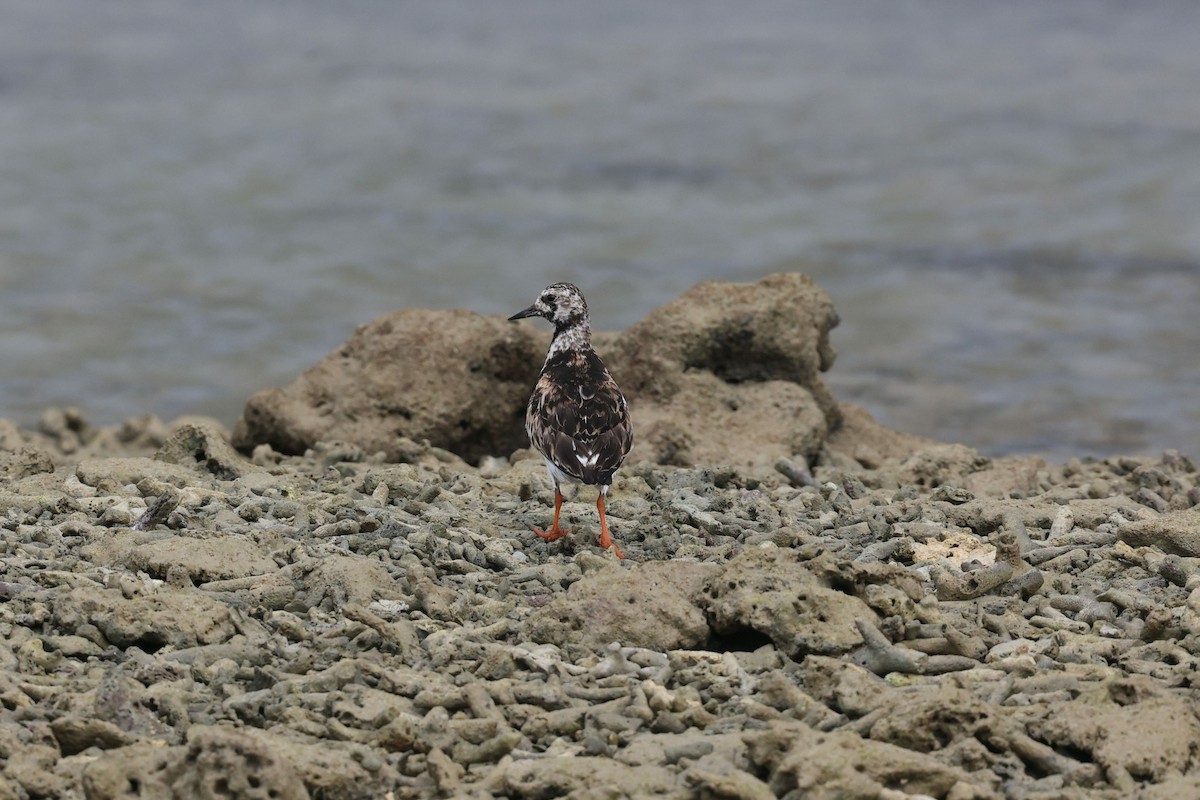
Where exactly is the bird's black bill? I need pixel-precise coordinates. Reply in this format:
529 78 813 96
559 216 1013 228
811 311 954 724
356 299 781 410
508 305 539 321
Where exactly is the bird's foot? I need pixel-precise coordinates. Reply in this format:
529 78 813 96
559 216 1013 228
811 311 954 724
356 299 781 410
533 524 571 543
597 530 624 559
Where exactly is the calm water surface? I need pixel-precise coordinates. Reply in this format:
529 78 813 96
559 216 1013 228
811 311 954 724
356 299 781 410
2 0 1198 462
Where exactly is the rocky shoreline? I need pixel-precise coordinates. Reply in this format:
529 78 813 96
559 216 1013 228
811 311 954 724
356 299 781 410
2 274 1199 799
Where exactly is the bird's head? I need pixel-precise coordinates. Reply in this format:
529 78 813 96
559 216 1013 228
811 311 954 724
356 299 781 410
508 282 589 329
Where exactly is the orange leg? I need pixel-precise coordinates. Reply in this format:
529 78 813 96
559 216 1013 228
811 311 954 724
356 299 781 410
596 492 624 559
533 487 571 543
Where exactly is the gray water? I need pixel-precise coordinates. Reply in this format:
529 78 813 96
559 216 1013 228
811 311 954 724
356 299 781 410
2 0 1198 462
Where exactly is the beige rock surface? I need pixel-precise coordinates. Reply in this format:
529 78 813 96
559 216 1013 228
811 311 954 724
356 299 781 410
232 308 546 462
1120 509 1200 557
523 560 713 655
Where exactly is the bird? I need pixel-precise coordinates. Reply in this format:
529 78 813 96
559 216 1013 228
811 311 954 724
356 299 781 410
509 283 633 558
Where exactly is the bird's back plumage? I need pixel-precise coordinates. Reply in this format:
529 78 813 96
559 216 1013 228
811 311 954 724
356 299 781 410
527 347 632 486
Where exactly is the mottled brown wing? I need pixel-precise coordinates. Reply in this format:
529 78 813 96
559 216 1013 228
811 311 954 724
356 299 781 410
526 350 632 486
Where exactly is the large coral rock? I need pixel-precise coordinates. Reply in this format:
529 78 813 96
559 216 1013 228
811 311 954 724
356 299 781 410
747 720 983 800
611 272 839 417
1120 510 1200 557
233 273 842 468
701 548 875 659
522 561 714 655
233 309 545 463
155 422 254 480
81 726 398 800
523 548 878 662
124 537 279 584
608 272 840 470
51 587 236 651
81 728 310 800
500 756 683 799
1027 692 1200 782
630 374 827 469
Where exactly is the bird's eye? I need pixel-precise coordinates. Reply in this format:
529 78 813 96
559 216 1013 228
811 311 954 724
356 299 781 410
541 294 554 306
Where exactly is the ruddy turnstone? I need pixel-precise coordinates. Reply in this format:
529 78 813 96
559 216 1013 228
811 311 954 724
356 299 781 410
509 283 633 558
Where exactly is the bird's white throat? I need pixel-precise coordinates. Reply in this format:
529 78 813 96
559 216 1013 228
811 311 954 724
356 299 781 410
546 321 592 360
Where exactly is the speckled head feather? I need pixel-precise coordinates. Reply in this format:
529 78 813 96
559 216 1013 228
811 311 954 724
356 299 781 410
508 282 593 357
508 282 588 328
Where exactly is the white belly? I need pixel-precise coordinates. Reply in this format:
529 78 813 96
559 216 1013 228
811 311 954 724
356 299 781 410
544 457 612 495
545 457 578 487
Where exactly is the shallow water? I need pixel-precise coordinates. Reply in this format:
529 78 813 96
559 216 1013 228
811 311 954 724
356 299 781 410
2 0 1198 461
